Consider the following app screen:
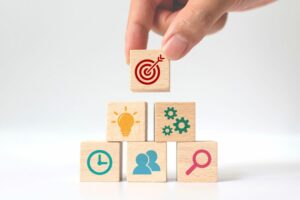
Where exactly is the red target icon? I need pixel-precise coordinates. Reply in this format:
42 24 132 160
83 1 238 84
135 54 165 85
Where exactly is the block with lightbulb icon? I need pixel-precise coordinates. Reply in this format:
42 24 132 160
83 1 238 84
106 102 147 141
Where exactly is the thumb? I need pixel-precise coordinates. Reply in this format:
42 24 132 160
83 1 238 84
162 0 232 60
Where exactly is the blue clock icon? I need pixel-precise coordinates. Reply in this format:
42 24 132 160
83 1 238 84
87 150 113 175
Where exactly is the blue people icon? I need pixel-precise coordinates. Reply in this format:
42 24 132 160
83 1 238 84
133 150 161 175
146 150 160 171
133 153 152 175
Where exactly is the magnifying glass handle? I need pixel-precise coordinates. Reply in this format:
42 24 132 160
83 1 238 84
186 164 197 175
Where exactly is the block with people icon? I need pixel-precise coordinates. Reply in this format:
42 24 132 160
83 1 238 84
133 150 161 174
127 142 167 182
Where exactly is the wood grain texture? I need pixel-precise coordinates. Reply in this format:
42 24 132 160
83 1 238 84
177 141 218 182
80 141 122 182
107 102 147 141
130 50 170 92
154 102 195 142
127 142 167 182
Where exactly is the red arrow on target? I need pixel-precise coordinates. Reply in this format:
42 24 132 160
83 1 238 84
145 54 165 74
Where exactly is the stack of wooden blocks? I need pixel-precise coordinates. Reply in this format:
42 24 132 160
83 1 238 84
80 50 217 182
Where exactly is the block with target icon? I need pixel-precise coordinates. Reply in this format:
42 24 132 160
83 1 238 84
177 141 218 182
80 141 122 182
130 50 170 92
154 102 195 142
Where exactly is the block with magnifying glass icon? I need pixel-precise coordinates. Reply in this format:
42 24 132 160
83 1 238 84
106 102 147 141
127 142 167 182
80 141 122 182
177 141 218 182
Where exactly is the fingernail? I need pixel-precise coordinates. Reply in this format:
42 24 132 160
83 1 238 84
162 34 189 60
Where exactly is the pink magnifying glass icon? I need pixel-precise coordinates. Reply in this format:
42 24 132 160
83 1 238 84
185 149 212 175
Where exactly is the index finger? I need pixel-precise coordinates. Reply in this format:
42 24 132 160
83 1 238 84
125 0 158 64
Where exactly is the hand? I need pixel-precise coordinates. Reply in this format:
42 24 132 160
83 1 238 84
125 0 275 62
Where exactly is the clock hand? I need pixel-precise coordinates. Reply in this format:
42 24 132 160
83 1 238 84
97 154 108 165
97 154 102 165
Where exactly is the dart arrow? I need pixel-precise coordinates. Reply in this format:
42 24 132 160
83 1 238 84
145 54 165 74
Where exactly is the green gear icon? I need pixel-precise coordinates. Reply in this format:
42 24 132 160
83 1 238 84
164 107 177 120
162 125 173 136
173 117 190 134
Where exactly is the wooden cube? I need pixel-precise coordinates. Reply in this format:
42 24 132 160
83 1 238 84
154 102 195 142
107 102 147 141
177 141 218 182
127 142 167 182
80 141 122 182
130 50 170 92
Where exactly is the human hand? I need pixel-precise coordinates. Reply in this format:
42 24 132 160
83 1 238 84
125 0 275 62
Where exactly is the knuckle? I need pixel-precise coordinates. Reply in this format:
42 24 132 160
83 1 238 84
178 8 216 43
197 9 216 32
131 20 150 33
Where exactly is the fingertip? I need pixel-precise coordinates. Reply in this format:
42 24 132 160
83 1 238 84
125 23 149 63
162 34 190 60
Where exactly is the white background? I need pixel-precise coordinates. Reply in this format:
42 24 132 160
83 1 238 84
0 0 299 200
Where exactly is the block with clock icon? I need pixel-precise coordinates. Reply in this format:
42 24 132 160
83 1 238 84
80 141 122 182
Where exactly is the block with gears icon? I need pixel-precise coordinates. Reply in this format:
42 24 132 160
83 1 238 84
154 102 195 142
130 50 170 92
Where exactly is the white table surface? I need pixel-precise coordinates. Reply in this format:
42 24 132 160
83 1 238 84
0 132 299 200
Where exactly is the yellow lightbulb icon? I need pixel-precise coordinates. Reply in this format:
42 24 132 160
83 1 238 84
112 106 140 137
118 112 134 136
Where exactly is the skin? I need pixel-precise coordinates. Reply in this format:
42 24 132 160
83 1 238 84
125 0 276 63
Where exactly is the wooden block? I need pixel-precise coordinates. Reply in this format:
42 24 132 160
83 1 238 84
80 141 122 182
130 50 170 92
107 102 147 141
154 102 195 142
127 142 167 182
177 141 218 182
